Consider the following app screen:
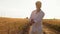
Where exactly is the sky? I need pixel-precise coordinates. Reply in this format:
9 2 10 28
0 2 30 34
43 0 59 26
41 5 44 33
0 0 60 19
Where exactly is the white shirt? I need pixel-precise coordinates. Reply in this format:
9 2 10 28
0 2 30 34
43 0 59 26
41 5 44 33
30 10 45 23
29 10 45 34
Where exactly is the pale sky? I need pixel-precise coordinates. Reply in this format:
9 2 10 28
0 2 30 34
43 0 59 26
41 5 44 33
0 0 60 19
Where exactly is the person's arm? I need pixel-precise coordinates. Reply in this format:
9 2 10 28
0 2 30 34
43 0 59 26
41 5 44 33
29 11 35 26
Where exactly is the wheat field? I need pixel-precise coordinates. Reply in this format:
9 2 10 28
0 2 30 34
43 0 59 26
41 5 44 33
0 17 60 34
0 17 29 34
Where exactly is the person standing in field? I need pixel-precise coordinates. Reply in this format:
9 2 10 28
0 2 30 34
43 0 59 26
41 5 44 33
29 1 45 34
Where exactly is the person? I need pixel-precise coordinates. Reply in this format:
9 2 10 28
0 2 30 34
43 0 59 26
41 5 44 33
29 1 45 34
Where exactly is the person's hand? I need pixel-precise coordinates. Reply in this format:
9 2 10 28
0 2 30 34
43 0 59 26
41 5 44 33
31 19 35 23
29 19 35 26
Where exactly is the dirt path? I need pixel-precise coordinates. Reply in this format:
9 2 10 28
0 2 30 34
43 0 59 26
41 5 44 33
43 25 60 34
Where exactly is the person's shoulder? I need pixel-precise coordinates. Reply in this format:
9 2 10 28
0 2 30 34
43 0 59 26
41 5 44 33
32 10 36 13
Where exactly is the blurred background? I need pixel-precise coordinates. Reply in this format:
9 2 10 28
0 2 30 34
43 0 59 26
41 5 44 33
0 0 60 34
0 0 60 19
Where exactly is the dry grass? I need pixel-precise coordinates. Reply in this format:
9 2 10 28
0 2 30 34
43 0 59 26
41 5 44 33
0 17 29 34
43 19 60 26
43 19 60 32
0 17 60 34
